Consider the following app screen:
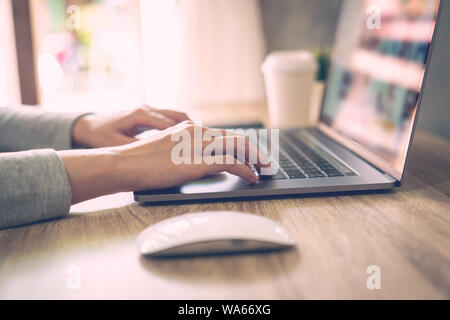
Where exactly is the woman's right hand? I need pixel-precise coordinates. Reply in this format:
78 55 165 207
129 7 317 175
59 121 269 204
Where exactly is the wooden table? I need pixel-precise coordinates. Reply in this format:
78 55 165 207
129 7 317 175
0 107 449 299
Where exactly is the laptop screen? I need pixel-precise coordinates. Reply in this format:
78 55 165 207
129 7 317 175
320 0 440 178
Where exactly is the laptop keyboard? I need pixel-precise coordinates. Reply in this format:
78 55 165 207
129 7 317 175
262 132 357 180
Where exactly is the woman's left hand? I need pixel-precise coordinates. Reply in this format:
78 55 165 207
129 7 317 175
72 106 190 148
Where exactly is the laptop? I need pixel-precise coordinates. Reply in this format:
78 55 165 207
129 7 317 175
135 0 442 204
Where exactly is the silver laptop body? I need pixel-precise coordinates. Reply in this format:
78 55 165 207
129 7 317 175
135 0 442 204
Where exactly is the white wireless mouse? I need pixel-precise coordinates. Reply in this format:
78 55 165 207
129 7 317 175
137 211 296 257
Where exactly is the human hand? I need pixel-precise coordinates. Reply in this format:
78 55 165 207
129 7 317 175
72 106 190 148
60 121 270 204
113 121 271 192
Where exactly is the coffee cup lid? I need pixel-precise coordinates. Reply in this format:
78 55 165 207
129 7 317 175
262 50 318 74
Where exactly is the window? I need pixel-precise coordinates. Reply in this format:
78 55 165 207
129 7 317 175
141 0 266 109
31 0 145 113
24 0 265 113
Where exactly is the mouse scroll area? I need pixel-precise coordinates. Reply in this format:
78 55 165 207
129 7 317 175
142 239 294 258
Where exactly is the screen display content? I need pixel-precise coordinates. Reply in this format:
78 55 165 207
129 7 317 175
321 0 440 174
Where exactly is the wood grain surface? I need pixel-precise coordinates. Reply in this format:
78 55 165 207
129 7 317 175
0 128 449 300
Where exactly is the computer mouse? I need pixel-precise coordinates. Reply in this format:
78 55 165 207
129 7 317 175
137 211 296 257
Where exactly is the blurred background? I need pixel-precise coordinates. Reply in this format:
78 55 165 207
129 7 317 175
0 0 448 139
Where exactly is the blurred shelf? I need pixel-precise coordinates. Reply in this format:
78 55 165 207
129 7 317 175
350 49 425 91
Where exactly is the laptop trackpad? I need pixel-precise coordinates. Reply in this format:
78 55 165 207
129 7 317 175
180 173 246 194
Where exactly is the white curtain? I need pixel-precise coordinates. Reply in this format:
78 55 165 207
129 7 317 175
141 0 266 110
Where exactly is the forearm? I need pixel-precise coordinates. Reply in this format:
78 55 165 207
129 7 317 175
0 150 72 229
58 149 128 204
0 106 88 152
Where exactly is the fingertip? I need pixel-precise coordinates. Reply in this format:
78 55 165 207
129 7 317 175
165 118 177 128
206 156 258 184
249 173 259 184
237 164 259 184
156 113 177 126
156 108 191 123
178 112 191 122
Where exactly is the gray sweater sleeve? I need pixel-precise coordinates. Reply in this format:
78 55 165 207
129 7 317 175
0 106 87 152
0 150 72 229
0 107 88 229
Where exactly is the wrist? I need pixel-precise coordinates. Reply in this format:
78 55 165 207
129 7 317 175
59 148 126 204
109 147 140 193
72 114 96 148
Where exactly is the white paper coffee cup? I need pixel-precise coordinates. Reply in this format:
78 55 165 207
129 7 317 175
262 51 318 129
